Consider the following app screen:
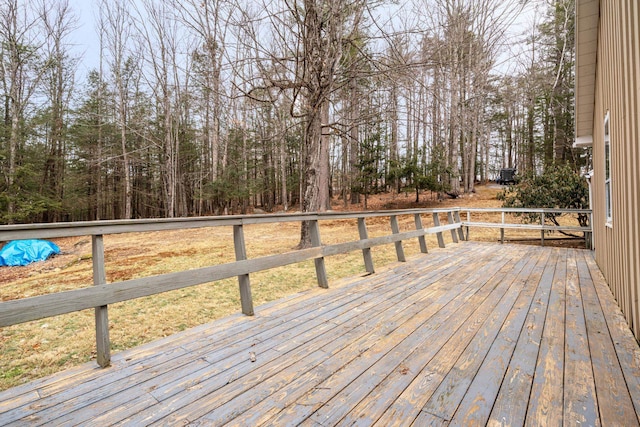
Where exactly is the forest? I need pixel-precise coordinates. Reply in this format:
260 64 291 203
0 0 581 226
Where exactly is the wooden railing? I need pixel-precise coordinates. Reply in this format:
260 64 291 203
461 208 593 248
0 209 464 368
0 207 592 369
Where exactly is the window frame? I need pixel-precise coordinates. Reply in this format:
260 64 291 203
604 111 612 226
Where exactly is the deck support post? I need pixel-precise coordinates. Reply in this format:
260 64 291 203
390 215 406 262
500 212 505 244
233 224 254 315
358 217 375 274
92 235 110 368
447 212 459 243
432 213 446 248
310 220 328 288
540 212 545 246
454 211 465 241
414 214 428 253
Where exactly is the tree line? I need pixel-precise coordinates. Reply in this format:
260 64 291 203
0 0 581 234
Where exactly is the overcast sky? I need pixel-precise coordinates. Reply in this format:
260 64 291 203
66 0 540 83
67 0 101 79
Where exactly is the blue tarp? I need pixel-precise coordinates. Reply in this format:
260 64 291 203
0 240 60 267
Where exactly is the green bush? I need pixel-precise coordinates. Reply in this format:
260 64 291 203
498 165 589 228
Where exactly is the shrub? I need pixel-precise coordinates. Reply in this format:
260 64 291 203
498 165 589 228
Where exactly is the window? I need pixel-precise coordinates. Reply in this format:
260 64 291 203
604 111 612 224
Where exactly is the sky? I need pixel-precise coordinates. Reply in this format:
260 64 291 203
66 0 540 83
68 0 102 79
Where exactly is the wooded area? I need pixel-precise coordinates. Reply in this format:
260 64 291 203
0 0 581 227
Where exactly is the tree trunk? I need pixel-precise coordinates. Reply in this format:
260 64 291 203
280 111 288 211
349 79 360 204
299 97 328 247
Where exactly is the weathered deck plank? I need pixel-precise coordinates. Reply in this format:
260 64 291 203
344 250 533 426
393 246 541 424
582 252 640 424
371 250 534 426
156 246 500 425
445 247 550 425
486 248 557 427
118 246 487 426
579 252 640 426
302 249 518 426
1 242 639 427
525 248 567 426
562 250 599 426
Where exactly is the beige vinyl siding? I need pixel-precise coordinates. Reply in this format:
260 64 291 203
590 0 640 340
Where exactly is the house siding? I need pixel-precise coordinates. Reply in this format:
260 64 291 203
589 0 640 340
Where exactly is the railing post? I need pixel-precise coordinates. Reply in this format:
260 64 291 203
466 210 471 240
233 224 254 315
447 211 459 243
540 212 545 247
454 210 465 241
358 217 375 274
587 211 593 249
92 235 110 368
432 213 445 248
414 214 428 253
500 211 505 244
310 220 328 288
390 215 406 262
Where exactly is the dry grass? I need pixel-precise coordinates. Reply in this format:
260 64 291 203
0 185 586 390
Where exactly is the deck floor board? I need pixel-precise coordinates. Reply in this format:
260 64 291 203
1 242 639 426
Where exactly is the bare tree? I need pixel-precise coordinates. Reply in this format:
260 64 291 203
238 0 367 246
175 0 234 214
421 0 525 194
40 0 78 221
134 0 179 217
99 0 135 219
0 0 51 222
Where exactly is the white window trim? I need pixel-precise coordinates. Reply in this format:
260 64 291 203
604 111 612 226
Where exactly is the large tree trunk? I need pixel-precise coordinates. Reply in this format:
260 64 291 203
299 97 329 247
296 0 346 247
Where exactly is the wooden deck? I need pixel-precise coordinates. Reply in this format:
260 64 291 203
1 242 640 426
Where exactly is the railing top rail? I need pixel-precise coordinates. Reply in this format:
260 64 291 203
462 207 592 214
0 207 592 242
0 208 462 241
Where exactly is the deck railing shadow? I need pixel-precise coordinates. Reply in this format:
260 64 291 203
0 207 591 369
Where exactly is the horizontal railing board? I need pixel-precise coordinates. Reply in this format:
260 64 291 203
0 207 589 242
322 229 430 256
0 218 243 241
0 248 320 327
462 208 591 214
463 222 590 232
425 223 463 234
0 209 459 241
